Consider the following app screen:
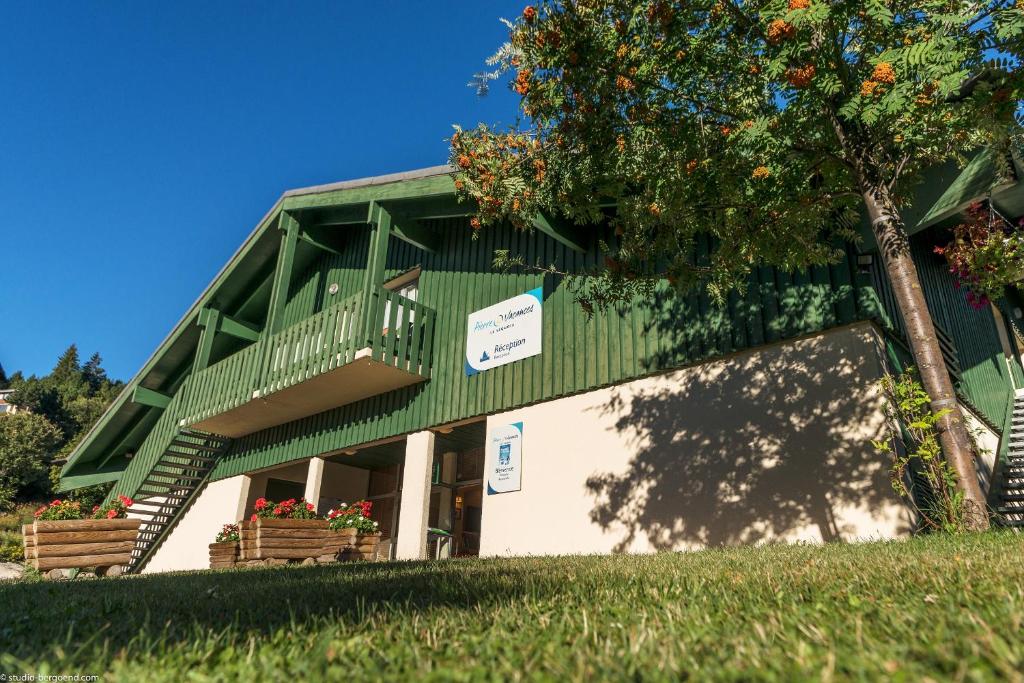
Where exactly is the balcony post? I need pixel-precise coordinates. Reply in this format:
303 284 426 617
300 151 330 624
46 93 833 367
360 202 392 346
266 211 300 336
193 307 222 373
394 430 435 560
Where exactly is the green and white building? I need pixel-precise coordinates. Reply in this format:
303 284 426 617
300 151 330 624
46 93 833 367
60 157 1024 573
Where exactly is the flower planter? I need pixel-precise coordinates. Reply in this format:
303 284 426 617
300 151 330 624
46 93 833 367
239 518 355 561
209 541 239 569
340 532 382 561
22 519 141 571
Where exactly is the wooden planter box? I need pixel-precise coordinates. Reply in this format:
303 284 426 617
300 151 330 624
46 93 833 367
239 519 355 561
22 519 141 571
209 541 239 569
341 532 382 561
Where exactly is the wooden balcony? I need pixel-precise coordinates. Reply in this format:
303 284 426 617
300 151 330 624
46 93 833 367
179 288 435 438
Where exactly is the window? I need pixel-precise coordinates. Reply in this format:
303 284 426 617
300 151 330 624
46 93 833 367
382 268 420 332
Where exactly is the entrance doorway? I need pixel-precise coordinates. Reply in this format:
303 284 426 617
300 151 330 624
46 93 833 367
428 420 486 558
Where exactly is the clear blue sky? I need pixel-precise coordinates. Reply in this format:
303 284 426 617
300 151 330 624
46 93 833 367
0 2 520 382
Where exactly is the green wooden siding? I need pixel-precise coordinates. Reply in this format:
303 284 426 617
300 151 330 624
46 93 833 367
868 231 1017 428
202 219 878 482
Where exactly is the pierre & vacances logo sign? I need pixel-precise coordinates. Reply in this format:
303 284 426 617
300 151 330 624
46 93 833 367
464 287 543 376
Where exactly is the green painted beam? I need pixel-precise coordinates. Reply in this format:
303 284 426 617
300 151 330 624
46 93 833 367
217 312 261 342
385 206 440 253
297 230 344 256
361 202 392 345
282 174 455 212
532 211 588 253
193 307 221 373
266 211 300 335
132 386 171 409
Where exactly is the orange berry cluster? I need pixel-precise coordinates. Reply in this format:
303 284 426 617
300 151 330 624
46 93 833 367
767 19 795 44
786 64 815 88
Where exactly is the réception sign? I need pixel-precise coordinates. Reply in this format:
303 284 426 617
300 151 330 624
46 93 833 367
464 287 543 376
487 421 523 495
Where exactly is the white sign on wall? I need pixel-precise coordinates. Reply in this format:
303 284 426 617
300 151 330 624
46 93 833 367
487 421 523 495
465 287 543 376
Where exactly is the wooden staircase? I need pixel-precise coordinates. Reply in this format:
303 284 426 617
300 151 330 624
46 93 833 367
996 393 1024 528
126 428 231 573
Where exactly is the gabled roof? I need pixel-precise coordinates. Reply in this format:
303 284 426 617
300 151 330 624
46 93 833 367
61 166 457 488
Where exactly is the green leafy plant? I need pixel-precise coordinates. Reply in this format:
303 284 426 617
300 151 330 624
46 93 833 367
33 499 84 521
91 495 133 520
249 497 318 521
934 202 1024 307
873 369 970 532
326 501 379 534
214 523 240 543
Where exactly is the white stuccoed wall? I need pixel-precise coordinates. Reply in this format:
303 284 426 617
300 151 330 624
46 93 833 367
142 475 250 574
479 322 914 556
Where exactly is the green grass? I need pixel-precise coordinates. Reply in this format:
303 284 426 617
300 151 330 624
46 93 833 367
2 533 1023 681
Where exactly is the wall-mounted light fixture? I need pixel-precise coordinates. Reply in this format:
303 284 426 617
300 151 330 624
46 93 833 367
328 283 339 295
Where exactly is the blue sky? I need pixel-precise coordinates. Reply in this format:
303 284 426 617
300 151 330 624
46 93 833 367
0 2 520 381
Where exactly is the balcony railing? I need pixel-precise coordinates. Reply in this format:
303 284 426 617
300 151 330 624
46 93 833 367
179 287 435 438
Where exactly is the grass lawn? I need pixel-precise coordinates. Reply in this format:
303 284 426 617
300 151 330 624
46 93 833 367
2 532 1023 681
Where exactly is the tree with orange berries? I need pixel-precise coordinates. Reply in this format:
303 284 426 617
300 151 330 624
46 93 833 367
452 1 1024 529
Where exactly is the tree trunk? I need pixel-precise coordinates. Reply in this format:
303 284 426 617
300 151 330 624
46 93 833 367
862 183 990 530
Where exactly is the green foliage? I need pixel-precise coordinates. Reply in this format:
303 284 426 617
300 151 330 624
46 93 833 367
934 201 1024 307
326 501 380 533
453 0 1023 306
214 523 239 543
0 346 120 510
0 534 1022 679
32 499 85 521
873 369 968 532
0 413 62 510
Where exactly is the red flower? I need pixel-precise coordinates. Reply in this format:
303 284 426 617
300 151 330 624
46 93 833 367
522 5 537 22
106 509 118 519
306 503 314 511
250 513 258 522
92 505 100 513
273 506 283 516
254 497 267 510
34 506 47 518
51 499 62 506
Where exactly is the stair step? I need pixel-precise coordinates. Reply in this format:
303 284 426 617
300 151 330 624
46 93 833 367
143 472 204 483
168 440 224 453
152 462 209 474
135 488 194 499
163 450 217 464
1001 493 1024 501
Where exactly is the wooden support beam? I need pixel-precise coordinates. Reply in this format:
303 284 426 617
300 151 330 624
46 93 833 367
532 211 588 254
385 206 440 253
297 230 344 256
360 202 392 344
217 313 261 342
131 386 171 409
193 307 221 373
266 211 300 335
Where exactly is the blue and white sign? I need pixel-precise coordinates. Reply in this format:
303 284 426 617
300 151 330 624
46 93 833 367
487 421 523 495
465 287 543 376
